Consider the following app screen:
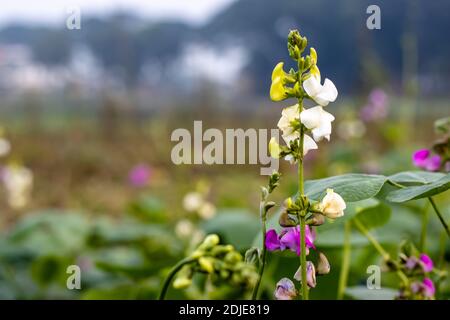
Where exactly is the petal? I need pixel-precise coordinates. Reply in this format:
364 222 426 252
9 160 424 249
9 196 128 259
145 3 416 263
412 149 430 168
303 134 318 155
265 229 281 251
319 78 338 102
271 62 284 81
419 254 434 272
425 155 441 172
274 278 297 300
303 76 321 98
300 106 322 129
312 121 332 142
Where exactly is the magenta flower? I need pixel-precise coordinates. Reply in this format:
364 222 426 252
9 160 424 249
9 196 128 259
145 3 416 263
419 254 434 273
265 225 315 256
412 149 441 172
422 278 435 298
412 149 430 168
128 164 152 187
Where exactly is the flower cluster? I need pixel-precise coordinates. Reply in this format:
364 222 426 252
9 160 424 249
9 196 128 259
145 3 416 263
269 34 338 163
412 116 450 172
173 234 258 291
393 242 446 300
264 30 346 300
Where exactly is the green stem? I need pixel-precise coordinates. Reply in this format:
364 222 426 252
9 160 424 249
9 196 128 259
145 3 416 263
337 221 351 300
388 180 449 239
299 213 308 299
252 205 267 300
297 96 308 300
353 218 409 287
428 197 450 238
419 202 429 252
158 257 196 300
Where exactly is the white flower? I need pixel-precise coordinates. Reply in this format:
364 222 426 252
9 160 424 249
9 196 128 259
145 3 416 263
198 202 216 220
175 219 195 238
0 138 11 157
2 165 33 209
277 105 319 158
303 75 338 107
182 192 203 212
320 189 346 219
300 106 335 141
277 104 299 144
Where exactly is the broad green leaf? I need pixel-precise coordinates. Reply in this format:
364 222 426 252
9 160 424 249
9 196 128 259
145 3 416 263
353 202 391 230
305 174 387 202
345 286 398 300
201 210 259 251
388 171 445 185
386 174 450 202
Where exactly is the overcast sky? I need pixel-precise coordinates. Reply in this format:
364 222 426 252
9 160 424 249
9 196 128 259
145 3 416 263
0 0 237 26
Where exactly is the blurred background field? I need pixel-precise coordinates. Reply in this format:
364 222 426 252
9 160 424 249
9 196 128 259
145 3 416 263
0 0 449 299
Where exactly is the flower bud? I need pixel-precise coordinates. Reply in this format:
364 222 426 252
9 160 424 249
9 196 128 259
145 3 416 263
294 261 316 288
198 257 215 273
173 277 192 289
308 213 325 226
200 234 220 249
279 210 297 227
244 247 260 265
274 278 298 300
268 137 281 158
319 189 346 219
317 252 331 275
173 265 193 289
309 47 317 64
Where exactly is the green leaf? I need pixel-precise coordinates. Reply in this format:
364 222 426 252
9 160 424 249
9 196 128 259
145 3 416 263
345 286 398 300
386 174 450 202
388 171 445 185
353 202 391 230
201 210 259 251
305 174 387 202
127 195 167 223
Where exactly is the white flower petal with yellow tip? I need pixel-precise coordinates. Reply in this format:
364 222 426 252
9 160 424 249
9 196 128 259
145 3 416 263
300 106 335 142
303 75 338 106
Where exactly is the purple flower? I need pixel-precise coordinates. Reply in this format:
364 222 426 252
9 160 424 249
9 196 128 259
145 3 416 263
265 225 315 256
405 256 418 270
425 155 441 172
265 229 281 251
360 88 389 122
422 278 435 298
419 254 434 273
412 149 430 168
412 149 441 172
274 278 297 300
128 164 152 187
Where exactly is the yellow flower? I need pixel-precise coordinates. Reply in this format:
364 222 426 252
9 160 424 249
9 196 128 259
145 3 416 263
268 137 281 158
270 77 288 101
270 62 295 102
